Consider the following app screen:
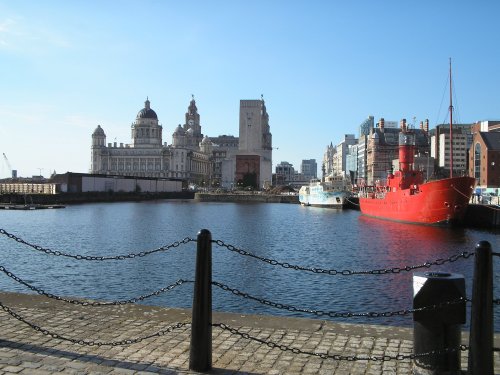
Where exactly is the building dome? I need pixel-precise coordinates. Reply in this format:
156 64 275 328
136 98 158 120
137 108 158 120
174 124 185 135
92 125 106 137
201 135 211 144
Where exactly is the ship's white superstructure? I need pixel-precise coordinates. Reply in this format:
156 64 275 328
298 175 351 208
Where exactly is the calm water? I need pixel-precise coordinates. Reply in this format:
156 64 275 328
0 200 498 329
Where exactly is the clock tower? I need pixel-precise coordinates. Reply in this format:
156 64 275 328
185 96 201 133
184 95 203 147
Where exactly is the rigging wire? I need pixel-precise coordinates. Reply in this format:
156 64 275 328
435 74 449 125
451 75 462 124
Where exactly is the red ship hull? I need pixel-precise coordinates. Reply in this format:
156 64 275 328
359 176 475 225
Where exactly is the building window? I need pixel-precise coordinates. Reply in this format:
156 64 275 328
474 143 481 180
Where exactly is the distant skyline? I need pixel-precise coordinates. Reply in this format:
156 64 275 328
1 1 500 179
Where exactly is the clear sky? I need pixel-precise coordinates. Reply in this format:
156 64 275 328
1 0 499 179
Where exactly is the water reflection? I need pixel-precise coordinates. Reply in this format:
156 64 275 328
358 215 468 258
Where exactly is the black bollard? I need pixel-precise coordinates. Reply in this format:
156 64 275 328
412 271 466 375
467 241 493 375
189 229 212 372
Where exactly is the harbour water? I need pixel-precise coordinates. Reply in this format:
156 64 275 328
0 200 498 329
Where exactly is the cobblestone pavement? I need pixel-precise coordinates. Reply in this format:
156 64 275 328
0 292 499 374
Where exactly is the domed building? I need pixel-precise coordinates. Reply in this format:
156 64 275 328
131 98 162 147
90 97 211 183
91 96 273 189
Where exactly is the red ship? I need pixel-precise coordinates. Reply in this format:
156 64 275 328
359 60 475 225
358 131 475 225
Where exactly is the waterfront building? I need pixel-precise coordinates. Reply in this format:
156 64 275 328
365 118 429 185
322 135 357 178
429 123 472 178
209 135 239 189
345 144 358 184
322 143 335 177
170 97 211 184
345 116 433 186
0 182 58 194
0 172 183 195
356 135 368 185
336 134 357 177
91 96 274 190
51 172 182 193
474 120 500 132
90 97 213 186
300 159 317 181
469 121 500 193
366 118 400 184
356 116 374 185
233 98 273 189
275 161 295 185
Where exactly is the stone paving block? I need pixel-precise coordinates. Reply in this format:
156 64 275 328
19 369 56 375
106 368 136 374
2 365 24 373
0 356 22 367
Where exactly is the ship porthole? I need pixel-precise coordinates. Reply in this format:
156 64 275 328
444 202 450 208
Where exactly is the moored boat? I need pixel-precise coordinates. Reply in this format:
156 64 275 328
359 60 475 225
359 129 475 225
299 175 352 208
0 203 65 210
359 171 475 225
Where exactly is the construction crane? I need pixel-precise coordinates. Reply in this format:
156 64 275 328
2 153 16 179
2 153 11 171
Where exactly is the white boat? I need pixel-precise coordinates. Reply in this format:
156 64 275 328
298 175 352 208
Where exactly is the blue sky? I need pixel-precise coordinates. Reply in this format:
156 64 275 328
1 1 499 178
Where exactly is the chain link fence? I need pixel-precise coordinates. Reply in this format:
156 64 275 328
0 227 498 367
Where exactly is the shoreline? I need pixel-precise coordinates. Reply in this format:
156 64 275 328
1 191 498 228
0 191 195 205
194 192 299 204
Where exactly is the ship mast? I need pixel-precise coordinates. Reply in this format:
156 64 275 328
449 58 453 178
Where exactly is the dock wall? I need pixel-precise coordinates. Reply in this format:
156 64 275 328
0 191 194 205
194 193 299 204
463 203 500 229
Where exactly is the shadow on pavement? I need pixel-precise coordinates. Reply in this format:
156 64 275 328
0 338 261 375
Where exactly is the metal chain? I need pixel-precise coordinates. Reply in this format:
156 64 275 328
212 323 468 361
0 228 195 260
213 239 473 276
0 300 189 346
212 281 468 318
0 297 476 357
0 265 193 306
